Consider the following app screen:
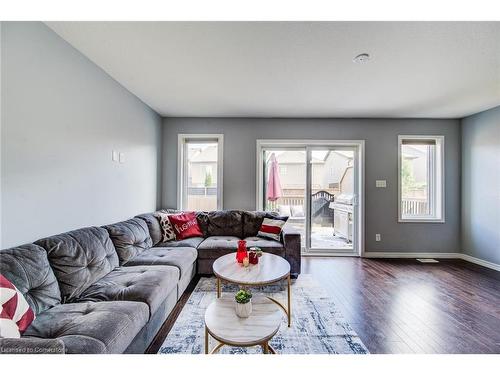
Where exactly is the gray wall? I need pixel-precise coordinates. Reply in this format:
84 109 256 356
162 117 461 253
461 106 500 265
1 22 162 248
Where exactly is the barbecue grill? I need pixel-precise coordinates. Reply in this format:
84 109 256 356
329 164 355 243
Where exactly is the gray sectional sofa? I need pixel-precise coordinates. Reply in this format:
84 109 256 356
0 210 300 354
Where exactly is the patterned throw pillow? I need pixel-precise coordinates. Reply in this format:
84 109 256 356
155 211 176 242
257 215 288 241
0 274 35 338
168 212 203 240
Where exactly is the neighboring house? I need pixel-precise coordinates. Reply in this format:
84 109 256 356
272 151 309 189
320 150 353 192
189 148 354 193
188 145 218 187
271 150 352 192
401 145 428 199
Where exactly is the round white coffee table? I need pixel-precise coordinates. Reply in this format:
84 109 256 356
204 295 282 354
212 253 292 326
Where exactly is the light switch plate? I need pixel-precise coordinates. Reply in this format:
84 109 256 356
112 150 118 162
119 152 125 163
375 234 381 242
376 180 387 188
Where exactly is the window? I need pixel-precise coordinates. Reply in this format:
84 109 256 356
398 135 444 222
178 134 223 211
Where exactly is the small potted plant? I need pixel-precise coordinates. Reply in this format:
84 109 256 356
234 289 252 318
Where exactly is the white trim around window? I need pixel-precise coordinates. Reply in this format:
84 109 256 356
398 135 445 223
177 134 224 210
256 139 365 257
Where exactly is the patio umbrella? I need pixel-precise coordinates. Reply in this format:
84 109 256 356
266 153 283 202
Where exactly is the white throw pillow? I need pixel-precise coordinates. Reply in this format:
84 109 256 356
278 205 291 217
291 205 305 217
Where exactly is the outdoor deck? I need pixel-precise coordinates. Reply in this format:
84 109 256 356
285 221 353 250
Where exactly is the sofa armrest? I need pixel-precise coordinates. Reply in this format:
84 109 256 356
281 226 301 277
0 337 65 354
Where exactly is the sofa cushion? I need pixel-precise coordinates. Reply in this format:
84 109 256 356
157 236 204 249
35 227 119 303
194 211 209 236
243 237 285 256
76 265 179 317
0 244 61 315
242 211 267 238
23 301 148 354
104 218 153 265
203 210 244 238
124 247 197 279
197 236 240 259
135 213 162 246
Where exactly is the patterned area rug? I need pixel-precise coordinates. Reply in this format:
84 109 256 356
159 275 369 354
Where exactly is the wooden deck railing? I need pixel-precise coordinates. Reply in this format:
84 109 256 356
266 195 305 211
401 198 428 215
265 190 335 212
267 196 429 217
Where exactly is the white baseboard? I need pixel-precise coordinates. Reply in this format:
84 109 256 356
363 252 500 272
460 253 500 272
302 252 358 257
363 252 461 259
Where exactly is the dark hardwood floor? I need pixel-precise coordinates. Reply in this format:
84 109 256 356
302 257 500 354
147 257 500 354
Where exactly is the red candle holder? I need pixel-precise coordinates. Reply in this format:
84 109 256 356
248 251 259 265
236 240 248 263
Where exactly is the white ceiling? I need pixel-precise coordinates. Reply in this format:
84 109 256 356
46 21 500 118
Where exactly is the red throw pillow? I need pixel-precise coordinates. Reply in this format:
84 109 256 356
168 212 203 240
0 274 35 338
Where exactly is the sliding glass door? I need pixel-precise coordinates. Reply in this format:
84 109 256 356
307 147 356 253
257 141 363 255
262 148 307 240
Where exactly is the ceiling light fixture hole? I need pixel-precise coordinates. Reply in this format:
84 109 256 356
353 53 371 64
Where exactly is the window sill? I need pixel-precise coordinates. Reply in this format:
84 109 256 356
398 218 445 223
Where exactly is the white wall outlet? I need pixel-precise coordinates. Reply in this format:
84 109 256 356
112 150 118 162
375 180 387 188
375 233 381 242
119 152 125 163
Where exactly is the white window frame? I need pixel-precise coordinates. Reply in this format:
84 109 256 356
256 139 365 257
177 134 224 210
398 135 445 223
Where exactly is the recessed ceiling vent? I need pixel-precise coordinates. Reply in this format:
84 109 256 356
353 53 371 64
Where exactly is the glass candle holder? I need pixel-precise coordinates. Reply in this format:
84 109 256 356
236 240 248 263
248 251 259 265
